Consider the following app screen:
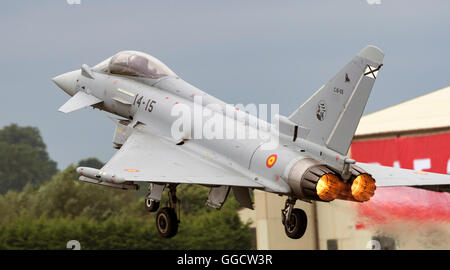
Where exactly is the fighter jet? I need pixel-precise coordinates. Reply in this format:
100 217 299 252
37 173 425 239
53 46 450 239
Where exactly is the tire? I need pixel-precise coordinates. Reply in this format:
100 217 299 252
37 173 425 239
156 207 178 238
284 208 307 239
144 194 160 212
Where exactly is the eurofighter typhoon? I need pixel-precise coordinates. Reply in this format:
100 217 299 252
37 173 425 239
53 46 450 239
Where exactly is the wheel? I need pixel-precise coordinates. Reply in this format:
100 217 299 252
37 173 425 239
284 208 307 239
144 194 160 212
156 207 178 238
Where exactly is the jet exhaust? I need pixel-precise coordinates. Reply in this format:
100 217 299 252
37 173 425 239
351 174 376 202
316 173 344 201
285 158 376 202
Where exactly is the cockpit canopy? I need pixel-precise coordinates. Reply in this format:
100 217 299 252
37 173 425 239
93 51 176 79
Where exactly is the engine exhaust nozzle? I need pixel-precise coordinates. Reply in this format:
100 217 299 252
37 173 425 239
351 174 376 202
316 174 343 201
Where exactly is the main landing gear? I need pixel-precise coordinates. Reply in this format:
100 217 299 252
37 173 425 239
145 184 179 238
281 197 308 239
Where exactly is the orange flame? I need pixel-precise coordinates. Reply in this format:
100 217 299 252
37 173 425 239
316 174 343 201
351 174 376 202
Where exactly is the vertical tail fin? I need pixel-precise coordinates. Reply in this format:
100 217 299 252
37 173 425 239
288 45 384 155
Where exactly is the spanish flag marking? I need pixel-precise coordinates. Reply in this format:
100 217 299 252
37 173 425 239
266 154 277 168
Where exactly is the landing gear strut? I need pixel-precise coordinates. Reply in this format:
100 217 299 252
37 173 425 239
155 184 179 238
281 197 307 239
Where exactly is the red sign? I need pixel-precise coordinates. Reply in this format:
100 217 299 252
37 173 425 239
350 132 450 227
352 132 450 173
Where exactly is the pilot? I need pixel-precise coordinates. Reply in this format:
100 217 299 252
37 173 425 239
129 54 161 79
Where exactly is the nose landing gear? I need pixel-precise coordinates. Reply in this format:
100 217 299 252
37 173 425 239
144 194 160 212
281 197 308 239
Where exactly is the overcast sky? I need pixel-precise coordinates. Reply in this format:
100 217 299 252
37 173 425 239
0 0 449 169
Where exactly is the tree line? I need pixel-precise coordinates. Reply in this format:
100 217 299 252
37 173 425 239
0 124 253 250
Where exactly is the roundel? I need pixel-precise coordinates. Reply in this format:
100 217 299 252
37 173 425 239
266 154 277 168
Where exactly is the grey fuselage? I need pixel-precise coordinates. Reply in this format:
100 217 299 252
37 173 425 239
71 70 348 196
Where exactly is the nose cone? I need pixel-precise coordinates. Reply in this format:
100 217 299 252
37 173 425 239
52 70 80 96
